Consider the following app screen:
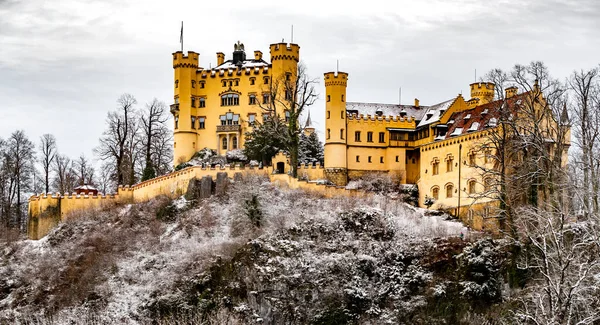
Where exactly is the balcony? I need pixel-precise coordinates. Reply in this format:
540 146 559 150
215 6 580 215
216 124 241 133
169 103 179 114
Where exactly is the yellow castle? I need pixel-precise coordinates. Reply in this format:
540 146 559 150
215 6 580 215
27 39 569 240
171 41 299 164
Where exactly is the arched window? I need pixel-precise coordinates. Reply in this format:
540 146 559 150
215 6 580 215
432 159 440 175
222 137 228 150
221 94 239 106
232 136 238 149
468 179 477 194
446 184 454 198
446 157 453 172
250 78 256 85
432 187 439 200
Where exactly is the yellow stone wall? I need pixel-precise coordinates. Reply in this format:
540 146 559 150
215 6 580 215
417 131 496 214
172 42 300 165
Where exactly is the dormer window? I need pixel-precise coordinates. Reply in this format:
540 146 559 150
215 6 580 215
400 109 407 117
464 114 471 120
375 109 383 117
488 117 498 127
481 108 488 115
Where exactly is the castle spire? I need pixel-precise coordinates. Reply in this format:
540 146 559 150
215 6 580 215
305 110 313 128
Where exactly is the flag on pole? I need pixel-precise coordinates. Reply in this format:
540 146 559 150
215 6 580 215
180 21 183 52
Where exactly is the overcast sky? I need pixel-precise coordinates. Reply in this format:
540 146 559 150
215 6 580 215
1 0 599 164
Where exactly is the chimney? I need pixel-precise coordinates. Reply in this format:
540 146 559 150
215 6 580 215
414 98 420 107
505 86 518 98
254 50 263 61
216 52 225 66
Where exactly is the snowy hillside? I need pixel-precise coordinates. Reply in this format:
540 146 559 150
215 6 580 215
0 175 511 324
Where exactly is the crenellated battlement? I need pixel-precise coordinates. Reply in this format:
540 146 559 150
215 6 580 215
269 42 300 62
172 51 199 69
324 71 348 87
346 113 417 129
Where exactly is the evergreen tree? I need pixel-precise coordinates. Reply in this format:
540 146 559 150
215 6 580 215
298 132 324 165
243 118 287 166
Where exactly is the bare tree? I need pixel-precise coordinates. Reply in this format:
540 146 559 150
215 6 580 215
74 154 95 186
4 130 35 230
513 205 600 325
568 68 600 216
253 62 318 177
52 154 76 194
95 93 138 186
140 98 170 181
470 62 570 236
38 134 57 194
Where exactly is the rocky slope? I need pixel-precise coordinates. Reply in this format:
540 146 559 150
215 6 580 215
0 176 511 324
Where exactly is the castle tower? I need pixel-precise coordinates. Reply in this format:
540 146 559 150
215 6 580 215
172 51 199 165
323 71 349 186
269 42 300 115
469 82 495 105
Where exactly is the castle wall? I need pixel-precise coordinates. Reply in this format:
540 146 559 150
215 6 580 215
417 130 497 220
27 161 327 239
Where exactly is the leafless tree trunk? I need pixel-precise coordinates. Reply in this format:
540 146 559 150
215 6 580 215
140 98 170 181
95 93 138 186
53 154 76 194
568 68 600 216
255 62 318 177
74 154 95 186
5 130 35 231
38 134 56 194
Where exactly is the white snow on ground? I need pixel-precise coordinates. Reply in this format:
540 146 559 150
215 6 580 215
0 179 472 324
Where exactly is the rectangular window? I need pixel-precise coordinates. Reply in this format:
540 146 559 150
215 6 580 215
285 90 292 101
327 95 331 102
367 132 373 142
379 132 385 143
200 81 205 89
380 157 384 163
356 156 360 162
199 117 205 129
250 78 255 85
341 111 344 119
263 93 270 104
248 114 256 125
395 156 399 162
446 159 453 172
327 111 330 119
368 156 372 163
469 153 476 166
285 111 290 122
191 98 196 108
262 114 269 123
249 95 257 105
327 129 331 139
341 129 344 140
433 162 439 175
341 94 345 102
199 98 206 108
191 116 196 129
264 77 269 84
355 131 361 142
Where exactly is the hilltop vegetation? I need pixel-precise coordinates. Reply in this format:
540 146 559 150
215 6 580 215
0 175 524 325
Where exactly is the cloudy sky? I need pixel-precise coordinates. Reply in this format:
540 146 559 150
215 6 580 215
1 0 599 163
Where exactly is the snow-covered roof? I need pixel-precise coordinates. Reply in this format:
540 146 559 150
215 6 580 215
345 102 427 120
415 99 456 128
74 184 97 191
214 59 269 69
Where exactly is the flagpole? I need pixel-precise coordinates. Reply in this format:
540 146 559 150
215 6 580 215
180 21 184 52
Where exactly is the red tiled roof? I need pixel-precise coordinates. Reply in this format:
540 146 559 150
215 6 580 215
444 93 528 139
